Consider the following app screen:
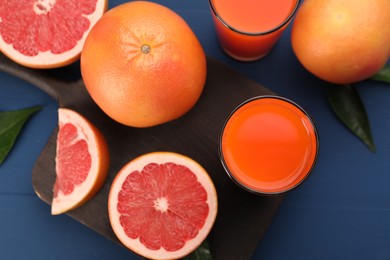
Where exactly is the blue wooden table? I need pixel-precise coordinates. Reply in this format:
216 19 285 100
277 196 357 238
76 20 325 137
1 0 390 259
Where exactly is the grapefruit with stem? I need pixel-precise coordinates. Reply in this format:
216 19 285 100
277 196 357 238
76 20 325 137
81 1 207 128
108 152 218 259
0 0 108 69
52 108 110 215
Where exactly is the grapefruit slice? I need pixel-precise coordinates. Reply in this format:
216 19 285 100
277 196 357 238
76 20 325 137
0 0 108 69
52 108 109 215
108 152 218 259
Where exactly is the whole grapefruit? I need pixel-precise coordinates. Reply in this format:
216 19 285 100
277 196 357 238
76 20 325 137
81 1 207 128
291 0 390 84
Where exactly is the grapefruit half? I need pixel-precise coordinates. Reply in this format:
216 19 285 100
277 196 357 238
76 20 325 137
0 0 108 69
52 108 109 215
108 152 218 259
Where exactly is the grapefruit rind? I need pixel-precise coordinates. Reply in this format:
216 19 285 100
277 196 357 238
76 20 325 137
108 152 218 260
0 0 108 69
80 1 207 127
51 108 109 215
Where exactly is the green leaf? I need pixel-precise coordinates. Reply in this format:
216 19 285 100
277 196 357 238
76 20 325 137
326 84 375 152
0 106 42 164
182 240 212 260
370 65 390 83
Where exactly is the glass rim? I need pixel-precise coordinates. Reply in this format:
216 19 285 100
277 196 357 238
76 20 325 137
208 0 301 36
219 95 320 195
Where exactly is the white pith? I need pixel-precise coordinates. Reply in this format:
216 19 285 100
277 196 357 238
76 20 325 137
154 197 169 213
33 0 56 15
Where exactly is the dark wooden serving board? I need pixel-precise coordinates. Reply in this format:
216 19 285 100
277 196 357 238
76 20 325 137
0 53 284 260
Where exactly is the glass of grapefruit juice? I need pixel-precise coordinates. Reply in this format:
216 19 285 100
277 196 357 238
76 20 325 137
208 0 301 61
220 96 319 194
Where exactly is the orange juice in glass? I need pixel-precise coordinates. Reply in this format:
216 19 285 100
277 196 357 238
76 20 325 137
209 0 301 61
220 96 319 194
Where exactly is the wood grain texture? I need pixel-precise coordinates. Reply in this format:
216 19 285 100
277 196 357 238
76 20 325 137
0 53 284 260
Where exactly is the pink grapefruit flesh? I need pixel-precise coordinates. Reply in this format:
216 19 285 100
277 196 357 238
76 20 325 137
108 152 218 259
54 122 91 196
0 0 108 69
52 108 109 215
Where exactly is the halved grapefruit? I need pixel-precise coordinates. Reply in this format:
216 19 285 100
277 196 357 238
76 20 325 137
52 108 109 215
108 152 218 259
0 0 107 69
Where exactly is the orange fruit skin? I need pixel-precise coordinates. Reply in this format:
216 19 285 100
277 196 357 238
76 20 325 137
81 1 207 128
291 0 390 85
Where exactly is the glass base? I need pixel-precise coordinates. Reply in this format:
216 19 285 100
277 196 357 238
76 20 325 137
221 47 270 62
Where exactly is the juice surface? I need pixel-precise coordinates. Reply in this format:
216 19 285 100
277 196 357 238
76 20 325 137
221 97 318 193
211 0 297 33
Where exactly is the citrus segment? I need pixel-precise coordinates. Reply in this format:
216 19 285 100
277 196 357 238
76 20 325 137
108 152 218 259
0 0 108 69
81 1 207 127
52 108 109 215
54 123 91 196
